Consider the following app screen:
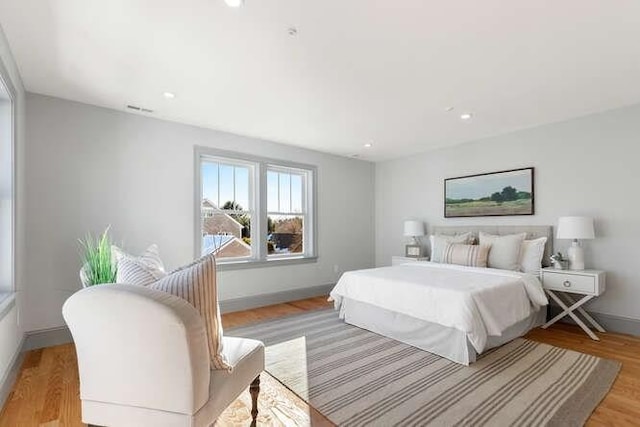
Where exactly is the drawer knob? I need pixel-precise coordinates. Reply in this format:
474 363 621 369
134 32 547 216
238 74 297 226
563 280 571 288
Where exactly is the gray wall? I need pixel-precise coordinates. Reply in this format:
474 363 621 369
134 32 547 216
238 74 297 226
24 94 375 332
376 104 640 322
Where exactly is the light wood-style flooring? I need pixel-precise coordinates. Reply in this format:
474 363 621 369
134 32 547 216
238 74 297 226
1 296 639 426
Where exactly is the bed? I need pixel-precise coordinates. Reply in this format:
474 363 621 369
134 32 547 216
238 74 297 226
330 225 552 365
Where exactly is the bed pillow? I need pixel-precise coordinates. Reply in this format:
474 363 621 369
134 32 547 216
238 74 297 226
442 243 490 268
430 232 473 263
519 237 548 275
114 244 167 286
478 232 526 271
148 252 230 371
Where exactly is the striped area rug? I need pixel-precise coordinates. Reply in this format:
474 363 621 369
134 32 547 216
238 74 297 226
229 309 620 427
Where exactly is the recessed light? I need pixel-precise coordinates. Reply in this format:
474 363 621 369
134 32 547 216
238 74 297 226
163 92 175 99
364 143 373 148
288 27 298 36
460 112 473 120
224 0 244 7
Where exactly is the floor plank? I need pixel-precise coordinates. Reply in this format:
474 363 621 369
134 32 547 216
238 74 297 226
1 296 637 426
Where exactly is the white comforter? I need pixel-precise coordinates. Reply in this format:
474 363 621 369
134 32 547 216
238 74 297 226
329 262 548 353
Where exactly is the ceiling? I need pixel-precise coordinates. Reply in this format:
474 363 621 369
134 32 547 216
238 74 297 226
1 0 639 161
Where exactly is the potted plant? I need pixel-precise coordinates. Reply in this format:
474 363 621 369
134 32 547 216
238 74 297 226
79 227 117 287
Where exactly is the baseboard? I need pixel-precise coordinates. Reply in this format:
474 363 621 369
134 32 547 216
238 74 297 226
22 326 73 351
547 306 640 336
12 285 334 355
0 334 25 411
219 284 334 314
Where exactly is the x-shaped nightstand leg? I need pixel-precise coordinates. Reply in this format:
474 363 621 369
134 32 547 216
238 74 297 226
542 290 601 340
556 292 606 333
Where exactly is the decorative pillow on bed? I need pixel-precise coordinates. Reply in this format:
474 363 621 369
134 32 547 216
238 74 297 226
430 233 473 263
519 237 548 275
442 243 490 268
478 232 526 271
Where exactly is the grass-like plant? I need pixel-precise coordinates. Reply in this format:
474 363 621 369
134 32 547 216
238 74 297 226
79 226 117 286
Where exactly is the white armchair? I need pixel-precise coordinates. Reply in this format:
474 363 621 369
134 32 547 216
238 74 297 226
62 284 265 427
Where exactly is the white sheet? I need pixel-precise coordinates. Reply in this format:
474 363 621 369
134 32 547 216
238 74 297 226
329 262 548 353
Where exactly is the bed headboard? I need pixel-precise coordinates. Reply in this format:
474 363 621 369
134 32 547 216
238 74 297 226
430 225 554 267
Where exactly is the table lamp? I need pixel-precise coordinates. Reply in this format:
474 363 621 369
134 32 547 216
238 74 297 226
556 216 594 270
404 220 425 257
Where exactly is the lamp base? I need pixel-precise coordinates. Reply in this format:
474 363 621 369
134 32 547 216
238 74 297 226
568 240 585 270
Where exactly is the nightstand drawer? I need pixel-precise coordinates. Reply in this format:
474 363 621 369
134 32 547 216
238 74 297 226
543 272 596 294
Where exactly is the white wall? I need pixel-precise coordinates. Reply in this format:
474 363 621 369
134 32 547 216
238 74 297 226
0 23 25 393
376 104 640 322
24 93 375 332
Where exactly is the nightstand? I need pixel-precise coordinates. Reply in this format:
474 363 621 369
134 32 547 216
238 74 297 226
540 268 606 340
392 256 429 266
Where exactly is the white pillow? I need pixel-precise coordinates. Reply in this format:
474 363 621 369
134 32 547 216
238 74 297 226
114 244 167 286
430 232 472 263
519 237 548 275
478 232 526 271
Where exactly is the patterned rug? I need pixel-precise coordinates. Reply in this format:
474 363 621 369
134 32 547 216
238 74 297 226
229 309 620 426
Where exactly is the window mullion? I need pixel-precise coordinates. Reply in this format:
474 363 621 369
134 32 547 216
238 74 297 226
257 162 268 262
216 162 220 207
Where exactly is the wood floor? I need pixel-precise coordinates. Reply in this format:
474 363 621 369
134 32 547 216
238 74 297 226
1 296 639 426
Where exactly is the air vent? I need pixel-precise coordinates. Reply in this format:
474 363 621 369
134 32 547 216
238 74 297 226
126 105 154 114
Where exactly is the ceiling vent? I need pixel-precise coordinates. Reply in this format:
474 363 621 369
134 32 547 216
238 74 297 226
126 104 154 113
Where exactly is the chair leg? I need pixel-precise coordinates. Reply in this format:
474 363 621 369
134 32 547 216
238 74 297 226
250 375 260 424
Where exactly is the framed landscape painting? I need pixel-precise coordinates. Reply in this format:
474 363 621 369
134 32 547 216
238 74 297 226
444 167 534 217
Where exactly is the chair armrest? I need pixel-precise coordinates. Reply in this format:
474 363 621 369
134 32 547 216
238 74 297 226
63 284 210 415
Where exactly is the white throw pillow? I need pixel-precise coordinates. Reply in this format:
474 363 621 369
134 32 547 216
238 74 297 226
478 232 526 271
519 237 548 275
430 232 473 263
114 244 167 286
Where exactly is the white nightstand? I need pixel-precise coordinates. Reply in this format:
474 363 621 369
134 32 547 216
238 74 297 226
392 256 429 266
540 268 606 340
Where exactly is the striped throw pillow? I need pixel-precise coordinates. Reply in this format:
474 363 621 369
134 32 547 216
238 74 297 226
430 233 473 263
442 243 491 268
114 244 167 286
148 252 230 371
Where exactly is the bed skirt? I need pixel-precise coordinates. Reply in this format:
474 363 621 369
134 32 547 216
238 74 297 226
339 297 546 365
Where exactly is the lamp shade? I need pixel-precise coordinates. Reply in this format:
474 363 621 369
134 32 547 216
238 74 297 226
557 216 595 240
404 220 425 237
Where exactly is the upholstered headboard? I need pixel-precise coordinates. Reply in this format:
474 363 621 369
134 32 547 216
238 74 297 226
431 225 554 267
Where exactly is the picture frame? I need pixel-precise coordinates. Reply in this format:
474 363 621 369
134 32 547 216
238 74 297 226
405 244 422 258
444 167 534 218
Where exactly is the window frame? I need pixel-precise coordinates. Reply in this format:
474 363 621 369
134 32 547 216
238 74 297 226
266 165 312 260
0 55 16 306
194 146 317 271
199 156 257 262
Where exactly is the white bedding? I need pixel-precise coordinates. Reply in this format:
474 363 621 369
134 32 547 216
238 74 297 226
329 262 548 354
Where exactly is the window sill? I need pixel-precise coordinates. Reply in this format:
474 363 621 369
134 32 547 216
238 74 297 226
217 256 318 271
0 292 16 321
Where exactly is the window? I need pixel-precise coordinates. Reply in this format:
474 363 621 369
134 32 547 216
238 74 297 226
0 63 15 302
267 168 307 257
200 158 255 261
196 147 316 269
